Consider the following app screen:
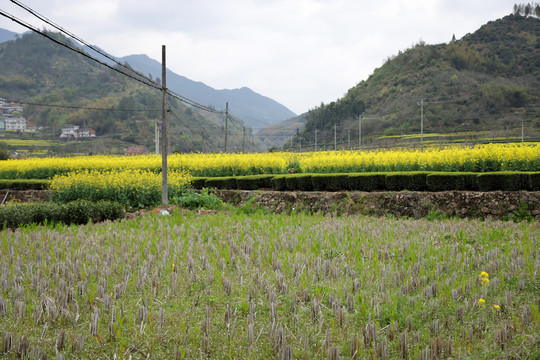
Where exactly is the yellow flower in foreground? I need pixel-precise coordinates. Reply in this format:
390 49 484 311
478 298 486 307
479 271 490 285
493 304 501 311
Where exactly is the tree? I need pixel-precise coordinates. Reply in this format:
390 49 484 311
0 142 10 160
525 3 532 15
513 2 540 17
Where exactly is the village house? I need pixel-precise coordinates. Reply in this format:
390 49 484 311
0 99 28 132
0 99 24 114
60 124 96 138
2 117 26 132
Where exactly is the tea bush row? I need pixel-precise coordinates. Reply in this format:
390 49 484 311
192 171 540 192
0 200 124 228
0 179 51 190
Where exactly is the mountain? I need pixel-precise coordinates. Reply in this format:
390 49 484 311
0 30 245 153
118 54 296 129
0 29 18 44
256 113 307 150
0 29 296 131
289 13 540 151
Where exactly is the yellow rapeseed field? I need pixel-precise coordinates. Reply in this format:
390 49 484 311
50 169 192 208
1 143 539 179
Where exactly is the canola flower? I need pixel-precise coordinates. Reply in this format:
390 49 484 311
479 271 490 285
50 169 192 209
0 152 292 179
296 143 540 173
1 143 539 179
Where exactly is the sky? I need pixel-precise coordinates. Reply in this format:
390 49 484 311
1 0 516 114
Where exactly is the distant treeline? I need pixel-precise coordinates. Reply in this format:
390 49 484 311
513 2 540 17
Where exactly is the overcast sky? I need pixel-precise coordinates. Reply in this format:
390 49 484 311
2 0 515 114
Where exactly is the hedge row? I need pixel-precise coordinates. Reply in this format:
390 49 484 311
192 175 275 191
0 200 124 228
192 172 540 192
0 179 51 190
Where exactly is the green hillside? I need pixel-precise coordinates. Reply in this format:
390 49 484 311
0 31 241 154
256 114 307 150
287 13 540 151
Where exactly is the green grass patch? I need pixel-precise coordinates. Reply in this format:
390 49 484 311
0 213 537 358
0 199 124 228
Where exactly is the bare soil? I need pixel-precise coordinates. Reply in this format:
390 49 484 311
0 189 50 204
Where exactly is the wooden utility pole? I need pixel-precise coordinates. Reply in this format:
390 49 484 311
358 115 362 149
521 117 524 145
242 126 246 152
224 102 228 152
155 119 159 155
201 129 205 152
334 124 337 151
418 98 424 152
161 45 168 204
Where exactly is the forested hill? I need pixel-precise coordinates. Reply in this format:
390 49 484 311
292 13 539 150
0 31 243 152
0 29 18 43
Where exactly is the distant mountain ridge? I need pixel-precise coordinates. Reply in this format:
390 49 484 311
118 54 296 129
0 29 296 130
0 30 253 153
0 29 18 43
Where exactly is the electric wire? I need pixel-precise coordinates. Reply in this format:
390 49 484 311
4 3 537 150
9 0 156 88
0 10 162 91
7 99 161 112
1 7 228 117
167 89 225 114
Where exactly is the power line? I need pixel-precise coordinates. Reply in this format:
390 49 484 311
426 91 484 104
7 99 161 112
167 89 225 115
1 6 228 117
227 114 244 131
0 9 162 91
9 0 155 88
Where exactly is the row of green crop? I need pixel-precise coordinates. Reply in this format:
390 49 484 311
193 171 540 192
3 172 539 193
1 172 538 206
0 179 51 190
0 200 124 228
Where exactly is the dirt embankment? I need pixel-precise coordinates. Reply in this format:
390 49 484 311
2 189 539 220
214 190 540 219
0 189 50 204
